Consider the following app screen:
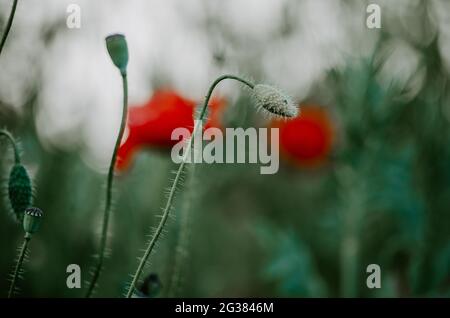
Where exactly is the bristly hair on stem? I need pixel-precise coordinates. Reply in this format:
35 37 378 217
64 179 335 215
8 207 43 298
0 0 19 58
125 74 257 298
8 236 29 298
168 163 197 297
1 130 33 223
85 34 129 297
125 74 299 298
168 104 205 297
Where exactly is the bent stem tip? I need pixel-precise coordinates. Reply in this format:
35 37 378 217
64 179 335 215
125 74 254 298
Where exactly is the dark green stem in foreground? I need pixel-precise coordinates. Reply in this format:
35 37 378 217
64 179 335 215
0 0 19 57
0 130 20 164
86 73 128 297
8 234 30 298
125 75 254 298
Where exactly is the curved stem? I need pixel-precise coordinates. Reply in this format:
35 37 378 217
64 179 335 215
86 73 128 297
125 74 254 298
0 130 20 164
0 0 19 57
198 74 254 120
8 235 29 298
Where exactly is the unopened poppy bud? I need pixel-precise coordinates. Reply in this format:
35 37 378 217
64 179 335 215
106 34 128 75
8 164 32 222
252 84 298 118
23 207 43 236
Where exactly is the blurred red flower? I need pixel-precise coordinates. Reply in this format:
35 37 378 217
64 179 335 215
117 89 225 171
271 105 334 167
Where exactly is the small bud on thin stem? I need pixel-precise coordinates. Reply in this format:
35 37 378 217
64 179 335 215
1 130 33 223
126 75 255 298
106 34 129 76
8 164 32 222
8 207 42 298
85 35 129 297
23 207 43 235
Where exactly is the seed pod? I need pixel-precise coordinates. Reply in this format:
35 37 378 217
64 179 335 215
8 164 32 222
252 84 298 118
106 34 128 75
23 207 43 235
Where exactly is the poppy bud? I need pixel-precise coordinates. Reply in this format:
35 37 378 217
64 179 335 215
8 164 32 222
252 84 298 118
23 207 43 236
106 34 128 75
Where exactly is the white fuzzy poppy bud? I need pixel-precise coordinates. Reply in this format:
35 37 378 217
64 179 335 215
252 84 298 118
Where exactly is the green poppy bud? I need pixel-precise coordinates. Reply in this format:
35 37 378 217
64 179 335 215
8 164 32 222
23 207 43 236
252 84 298 118
106 34 128 75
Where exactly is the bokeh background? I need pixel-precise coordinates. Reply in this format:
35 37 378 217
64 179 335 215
1 0 450 297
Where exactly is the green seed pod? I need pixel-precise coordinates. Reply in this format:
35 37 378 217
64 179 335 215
106 34 128 75
23 207 43 235
8 164 32 222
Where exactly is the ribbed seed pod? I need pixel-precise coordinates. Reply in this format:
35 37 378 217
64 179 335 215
105 34 128 75
23 207 43 235
8 164 32 222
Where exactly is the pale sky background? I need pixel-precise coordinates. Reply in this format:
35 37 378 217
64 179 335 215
0 0 449 171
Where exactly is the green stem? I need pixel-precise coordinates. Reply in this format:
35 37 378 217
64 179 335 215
168 161 196 297
86 73 128 297
0 130 20 164
125 74 254 298
0 0 19 57
8 235 30 298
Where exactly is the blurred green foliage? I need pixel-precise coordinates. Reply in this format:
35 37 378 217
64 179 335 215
1 9 450 298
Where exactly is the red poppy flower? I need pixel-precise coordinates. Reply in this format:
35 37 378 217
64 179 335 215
271 105 334 167
117 89 225 171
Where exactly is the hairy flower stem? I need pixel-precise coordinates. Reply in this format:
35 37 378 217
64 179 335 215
8 234 30 298
0 0 19 57
0 130 20 164
126 74 254 298
86 73 128 297
168 159 196 297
